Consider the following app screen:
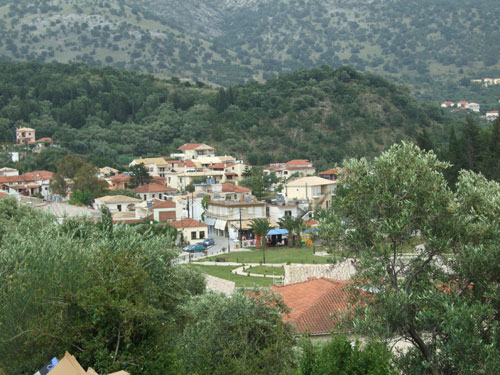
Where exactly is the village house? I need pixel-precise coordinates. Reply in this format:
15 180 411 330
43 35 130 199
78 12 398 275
164 169 225 190
456 101 469 108
97 166 119 178
129 157 170 177
272 278 352 337
169 218 208 245
94 195 141 214
0 167 19 176
205 200 271 239
486 110 499 121
264 159 316 182
440 101 455 108
319 167 345 181
208 160 247 182
106 173 131 190
466 102 480 112
177 143 216 160
132 183 177 201
16 127 36 145
284 176 337 209
0 170 53 199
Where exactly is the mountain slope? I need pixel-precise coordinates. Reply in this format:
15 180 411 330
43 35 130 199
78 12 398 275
0 62 449 171
1 0 500 98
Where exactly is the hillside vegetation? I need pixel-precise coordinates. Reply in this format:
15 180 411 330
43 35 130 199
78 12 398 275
2 0 500 100
0 62 449 170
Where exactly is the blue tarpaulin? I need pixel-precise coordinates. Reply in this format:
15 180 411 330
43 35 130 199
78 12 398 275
267 228 289 236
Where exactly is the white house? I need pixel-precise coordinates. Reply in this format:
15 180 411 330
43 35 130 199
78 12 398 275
486 110 499 121
94 195 141 213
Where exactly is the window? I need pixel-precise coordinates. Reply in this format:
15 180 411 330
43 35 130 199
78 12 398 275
152 194 155 198
144 195 147 200
191 231 197 240
199 231 205 239
285 210 292 216
117 204 122 212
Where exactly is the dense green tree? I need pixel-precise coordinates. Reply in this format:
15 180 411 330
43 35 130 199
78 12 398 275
240 168 277 200
49 172 68 197
129 163 152 188
0 199 205 375
324 142 500 375
180 291 296 375
300 336 396 375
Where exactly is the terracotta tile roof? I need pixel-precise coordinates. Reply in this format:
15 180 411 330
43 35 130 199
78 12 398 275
272 278 352 335
0 191 9 197
36 137 53 143
132 183 176 193
152 199 176 209
225 172 238 176
155 211 176 221
178 143 214 151
319 167 346 175
0 171 53 184
109 173 131 182
284 159 312 166
22 170 53 180
169 218 207 228
221 183 251 193
184 160 197 168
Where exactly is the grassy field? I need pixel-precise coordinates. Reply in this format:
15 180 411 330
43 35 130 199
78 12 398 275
246 265 285 276
188 264 276 288
198 246 333 264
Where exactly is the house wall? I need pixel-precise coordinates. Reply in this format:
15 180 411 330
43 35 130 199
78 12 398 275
268 204 298 222
179 226 208 244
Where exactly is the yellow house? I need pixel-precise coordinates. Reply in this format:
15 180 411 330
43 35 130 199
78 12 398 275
284 176 337 208
169 218 208 244
129 157 169 177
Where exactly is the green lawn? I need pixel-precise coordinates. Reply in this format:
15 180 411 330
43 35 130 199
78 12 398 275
246 266 285 276
198 246 333 264
187 264 276 288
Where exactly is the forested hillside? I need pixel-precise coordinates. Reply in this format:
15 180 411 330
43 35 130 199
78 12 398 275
2 0 500 101
0 62 449 171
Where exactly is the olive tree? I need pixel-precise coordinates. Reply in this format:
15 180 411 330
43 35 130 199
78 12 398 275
328 143 500 375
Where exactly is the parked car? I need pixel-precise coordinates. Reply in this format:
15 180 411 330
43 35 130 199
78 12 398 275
203 238 215 247
183 243 207 252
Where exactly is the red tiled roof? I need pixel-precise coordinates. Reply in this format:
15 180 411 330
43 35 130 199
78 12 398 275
0 191 8 197
221 183 251 193
36 137 53 143
225 172 238 176
178 143 214 151
132 183 176 193
184 160 197 168
152 200 176 209
22 170 53 180
272 278 352 335
169 218 207 228
284 159 312 166
155 211 176 221
109 173 131 182
319 168 345 175
0 171 53 184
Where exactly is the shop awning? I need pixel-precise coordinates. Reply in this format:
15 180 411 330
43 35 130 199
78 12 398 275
205 217 216 226
215 219 227 230
231 218 279 230
267 228 289 236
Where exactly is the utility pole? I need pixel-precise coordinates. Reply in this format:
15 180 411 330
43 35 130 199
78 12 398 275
239 207 242 248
